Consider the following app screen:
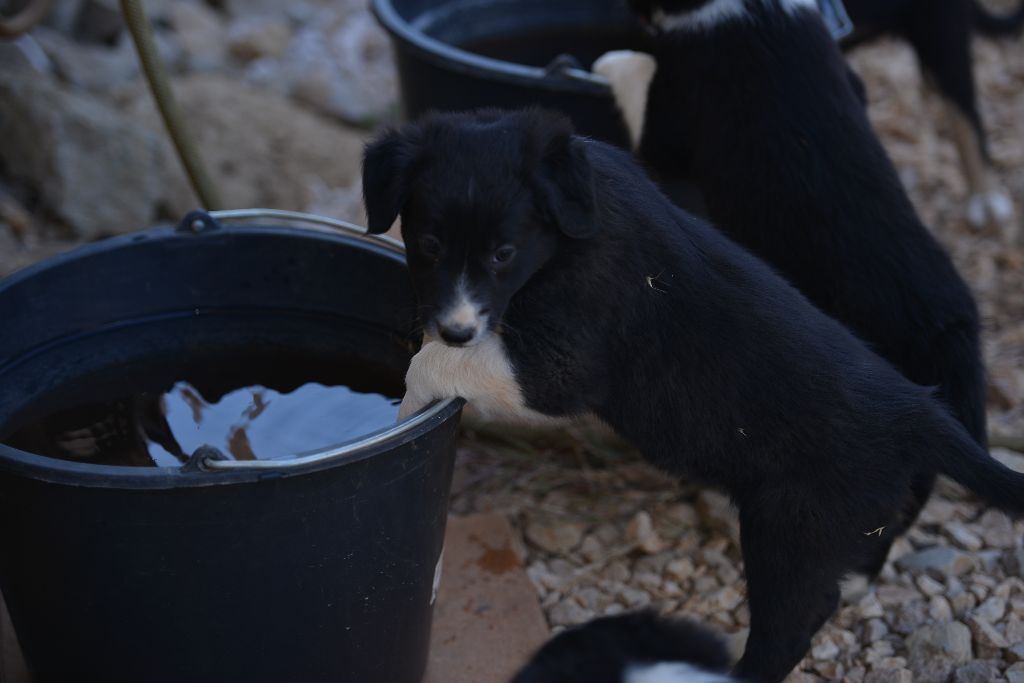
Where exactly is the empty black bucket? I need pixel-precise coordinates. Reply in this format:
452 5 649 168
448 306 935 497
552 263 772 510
0 210 462 683
372 0 651 148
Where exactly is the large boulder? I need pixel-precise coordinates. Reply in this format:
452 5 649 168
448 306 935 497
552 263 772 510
0 71 164 238
122 74 367 216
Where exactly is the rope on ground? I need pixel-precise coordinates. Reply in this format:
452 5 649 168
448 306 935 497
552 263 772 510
120 0 221 210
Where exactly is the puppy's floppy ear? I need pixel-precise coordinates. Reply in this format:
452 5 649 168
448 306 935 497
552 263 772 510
362 127 421 234
530 113 599 240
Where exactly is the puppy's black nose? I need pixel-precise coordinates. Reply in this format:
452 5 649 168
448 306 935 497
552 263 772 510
438 324 475 345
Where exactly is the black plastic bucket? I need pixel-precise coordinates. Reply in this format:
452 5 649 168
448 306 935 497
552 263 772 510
0 210 463 683
371 0 706 213
372 0 651 148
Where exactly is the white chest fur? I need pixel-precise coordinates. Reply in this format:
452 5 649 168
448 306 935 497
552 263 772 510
398 333 567 427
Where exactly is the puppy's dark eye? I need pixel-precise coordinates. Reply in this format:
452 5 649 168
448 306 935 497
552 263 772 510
419 235 441 259
491 245 517 266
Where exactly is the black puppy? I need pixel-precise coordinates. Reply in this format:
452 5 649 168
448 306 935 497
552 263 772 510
841 0 1022 228
511 612 735 683
595 0 988 580
362 108 1023 683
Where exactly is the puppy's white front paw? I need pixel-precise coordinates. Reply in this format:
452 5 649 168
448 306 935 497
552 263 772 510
593 50 657 150
966 191 1015 236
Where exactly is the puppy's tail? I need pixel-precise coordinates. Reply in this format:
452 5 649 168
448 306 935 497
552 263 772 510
926 414 1024 516
931 322 988 448
510 611 739 683
972 0 1024 36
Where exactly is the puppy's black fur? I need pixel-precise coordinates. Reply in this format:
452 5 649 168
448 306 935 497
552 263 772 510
363 109 1023 683
623 0 987 576
511 612 733 683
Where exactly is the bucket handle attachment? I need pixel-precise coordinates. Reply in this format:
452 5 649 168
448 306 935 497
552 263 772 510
169 208 460 473
177 208 407 254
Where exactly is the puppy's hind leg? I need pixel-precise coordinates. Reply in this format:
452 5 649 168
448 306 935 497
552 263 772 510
593 50 657 151
732 503 845 683
905 10 1015 235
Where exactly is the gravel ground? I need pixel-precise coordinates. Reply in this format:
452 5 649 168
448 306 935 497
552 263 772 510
447 34 1024 683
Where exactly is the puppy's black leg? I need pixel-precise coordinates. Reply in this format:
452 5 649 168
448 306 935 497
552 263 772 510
853 470 935 581
904 7 1014 230
732 504 843 683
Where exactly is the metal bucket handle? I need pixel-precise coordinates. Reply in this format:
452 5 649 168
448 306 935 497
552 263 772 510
172 208 458 472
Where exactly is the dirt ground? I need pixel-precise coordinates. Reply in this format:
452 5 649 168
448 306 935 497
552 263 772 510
1 19 1022 683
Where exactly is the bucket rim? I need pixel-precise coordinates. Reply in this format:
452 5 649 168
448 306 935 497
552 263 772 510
370 0 614 95
0 209 465 489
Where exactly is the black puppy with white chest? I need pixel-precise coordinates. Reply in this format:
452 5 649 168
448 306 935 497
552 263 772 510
362 109 1023 683
595 0 989 579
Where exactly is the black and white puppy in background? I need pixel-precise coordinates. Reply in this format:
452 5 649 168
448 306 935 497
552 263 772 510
840 0 1023 228
510 611 735 683
362 108 1024 683
594 0 988 583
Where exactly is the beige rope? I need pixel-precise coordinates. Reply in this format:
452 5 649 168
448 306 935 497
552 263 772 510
120 0 221 210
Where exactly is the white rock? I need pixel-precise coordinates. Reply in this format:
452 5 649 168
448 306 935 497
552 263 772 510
0 72 163 238
227 16 292 62
906 621 973 682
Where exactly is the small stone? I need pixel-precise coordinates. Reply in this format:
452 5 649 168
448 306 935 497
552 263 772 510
619 586 652 608
665 502 699 526
845 666 866 683
877 584 921 606
974 596 1007 623
864 619 889 643
929 595 954 622
717 564 740 586
969 615 1009 655
906 621 973 682
634 552 674 577
1009 671 1024 683
864 640 895 665
574 587 610 611
814 660 844 679
978 510 1017 548
667 557 696 582
992 447 1024 474
627 511 667 554
694 575 720 595
635 571 662 592
1006 616 1024 644
695 490 741 544
864 668 911 683
227 16 292 62
548 599 594 627
856 591 886 619
1008 643 1024 663
811 636 840 661
945 522 984 551
918 498 959 525
893 600 929 635
525 519 585 555
916 574 945 596
951 591 978 618
169 1 227 72
895 546 976 576
707 586 744 613
579 534 604 563
604 561 631 583
954 661 999 683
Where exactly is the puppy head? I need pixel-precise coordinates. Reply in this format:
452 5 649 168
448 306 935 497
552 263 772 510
363 109 598 347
